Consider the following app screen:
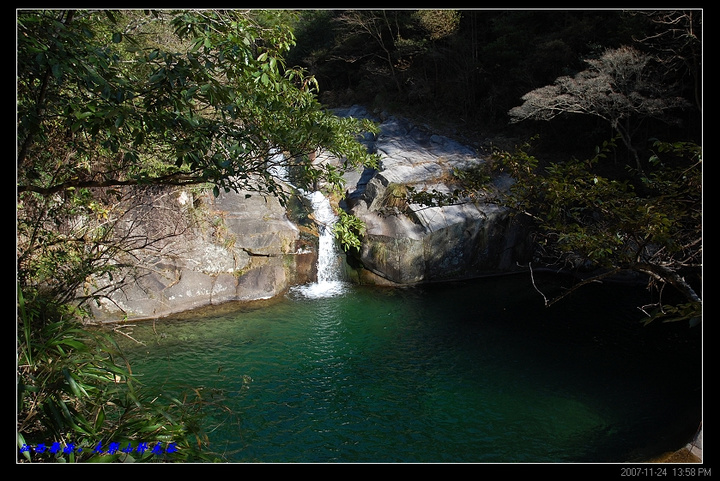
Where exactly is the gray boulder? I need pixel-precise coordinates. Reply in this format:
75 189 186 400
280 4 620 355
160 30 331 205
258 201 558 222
336 107 530 284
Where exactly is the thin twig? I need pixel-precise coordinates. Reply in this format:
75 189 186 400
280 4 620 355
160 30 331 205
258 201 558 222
112 325 146 345
527 262 550 306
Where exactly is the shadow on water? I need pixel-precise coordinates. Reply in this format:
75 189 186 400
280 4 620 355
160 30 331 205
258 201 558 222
115 273 702 463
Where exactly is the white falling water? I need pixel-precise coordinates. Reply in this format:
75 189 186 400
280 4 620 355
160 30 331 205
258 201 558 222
292 190 347 299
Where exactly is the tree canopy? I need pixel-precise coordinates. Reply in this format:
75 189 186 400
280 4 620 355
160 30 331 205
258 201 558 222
508 46 690 171
491 137 701 325
17 9 378 200
393 12 701 327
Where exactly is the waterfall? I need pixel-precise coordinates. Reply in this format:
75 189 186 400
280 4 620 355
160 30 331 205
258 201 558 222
262 148 346 298
292 190 347 299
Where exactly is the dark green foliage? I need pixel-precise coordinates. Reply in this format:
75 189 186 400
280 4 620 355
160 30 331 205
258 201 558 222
493 138 700 324
407 135 701 326
17 10 379 200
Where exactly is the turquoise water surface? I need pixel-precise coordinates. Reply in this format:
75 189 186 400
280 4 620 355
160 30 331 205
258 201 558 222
116 274 702 463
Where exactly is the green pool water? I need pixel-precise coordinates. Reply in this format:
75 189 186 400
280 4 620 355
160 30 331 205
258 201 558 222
115 273 702 463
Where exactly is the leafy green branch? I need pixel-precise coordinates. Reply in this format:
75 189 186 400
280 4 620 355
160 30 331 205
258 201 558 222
332 210 366 253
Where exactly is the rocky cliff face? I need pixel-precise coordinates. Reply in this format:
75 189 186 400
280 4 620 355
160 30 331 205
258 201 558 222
88 187 317 323
333 106 531 285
